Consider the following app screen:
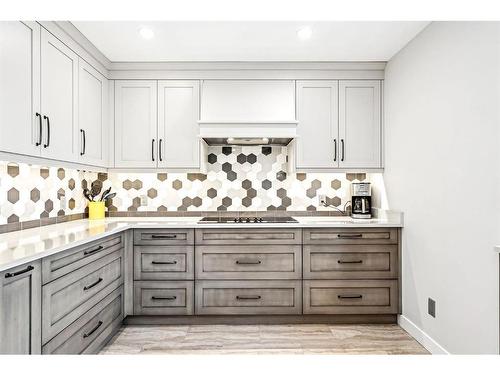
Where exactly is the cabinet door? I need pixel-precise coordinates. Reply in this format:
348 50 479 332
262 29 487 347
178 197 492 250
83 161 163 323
339 80 381 168
158 80 200 169
40 28 78 162
114 80 158 168
78 59 107 166
0 21 41 156
295 80 339 169
0 261 41 354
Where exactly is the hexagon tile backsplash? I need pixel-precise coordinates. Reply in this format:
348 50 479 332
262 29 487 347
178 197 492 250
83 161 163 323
0 146 376 227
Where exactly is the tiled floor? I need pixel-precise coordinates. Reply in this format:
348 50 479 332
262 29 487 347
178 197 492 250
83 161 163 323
100 324 428 355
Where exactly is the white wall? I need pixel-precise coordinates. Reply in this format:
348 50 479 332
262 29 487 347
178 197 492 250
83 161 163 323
384 22 500 354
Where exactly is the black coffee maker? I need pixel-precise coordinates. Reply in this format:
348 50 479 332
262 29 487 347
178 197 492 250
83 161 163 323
351 182 372 219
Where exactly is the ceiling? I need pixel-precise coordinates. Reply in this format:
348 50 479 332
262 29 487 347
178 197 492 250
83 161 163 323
72 21 429 62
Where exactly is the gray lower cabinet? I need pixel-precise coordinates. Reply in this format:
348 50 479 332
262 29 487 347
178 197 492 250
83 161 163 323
303 280 399 314
42 235 123 284
42 286 124 354
134 281 194 315
134 246 194 280
303 244 398 279
0 261 41 354
195 245 302 280
42 249 124 344
195 280 302 315
132 229 195 316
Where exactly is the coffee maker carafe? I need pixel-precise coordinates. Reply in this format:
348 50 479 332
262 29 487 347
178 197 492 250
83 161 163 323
351 182 371 219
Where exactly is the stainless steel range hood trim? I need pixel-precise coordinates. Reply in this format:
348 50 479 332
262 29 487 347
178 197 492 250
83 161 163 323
198 120 299 146
202 137 294 146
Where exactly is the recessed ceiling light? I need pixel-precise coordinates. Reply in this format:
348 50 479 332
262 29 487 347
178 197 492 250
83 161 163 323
139 27 155 40
297 26 312 41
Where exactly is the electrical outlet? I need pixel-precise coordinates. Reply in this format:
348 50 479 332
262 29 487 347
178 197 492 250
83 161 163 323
140 195 148 206
428 298 436 318
318 194 327 206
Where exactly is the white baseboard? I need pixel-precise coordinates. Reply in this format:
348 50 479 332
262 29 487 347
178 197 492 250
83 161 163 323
398 315 449 354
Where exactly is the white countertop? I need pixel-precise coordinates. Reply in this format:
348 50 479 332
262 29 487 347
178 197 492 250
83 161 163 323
0 214 403 272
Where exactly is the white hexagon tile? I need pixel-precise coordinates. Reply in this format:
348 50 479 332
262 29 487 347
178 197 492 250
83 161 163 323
0 146 374 226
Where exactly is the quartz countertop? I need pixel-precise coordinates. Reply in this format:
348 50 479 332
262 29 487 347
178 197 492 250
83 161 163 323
0 214 403 272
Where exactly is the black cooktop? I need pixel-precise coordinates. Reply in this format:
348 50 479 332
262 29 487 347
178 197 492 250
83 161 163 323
198 216 298 224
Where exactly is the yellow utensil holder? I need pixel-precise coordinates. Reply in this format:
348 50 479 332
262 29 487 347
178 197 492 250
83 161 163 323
88 201 105 220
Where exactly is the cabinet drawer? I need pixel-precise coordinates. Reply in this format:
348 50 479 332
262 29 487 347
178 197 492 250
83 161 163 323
196 245 302 279
195 280 302 315
42 249 124 344
303 245 398 279
42 235 123 284
134 246 194 280
134 281 194 315
195 228 301 245
42 286 123 354
303 280 398 314
134 229 194 245
303 228 398 245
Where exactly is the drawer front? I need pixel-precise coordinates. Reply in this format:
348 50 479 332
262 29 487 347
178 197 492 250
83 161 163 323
196 245 302 279
134 229 194 245
303 280 398 314
303 245 398 279
134 281 194 315
134 246 194 280
42 286 123 354
42 235 123 284
303 228 398 245
195 228 302 245
195 280 302 315
42 249 124 344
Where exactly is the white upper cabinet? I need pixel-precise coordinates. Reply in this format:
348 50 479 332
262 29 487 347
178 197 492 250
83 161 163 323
78 59 108 166
200 80 296 122
40 28 79 162
114 80 158 168
295 79 382 170
295 80 339 169
0 22 41 157
338 80 381 168
158 80 200 169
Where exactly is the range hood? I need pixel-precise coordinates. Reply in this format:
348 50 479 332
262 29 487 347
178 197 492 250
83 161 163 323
198 80 298 146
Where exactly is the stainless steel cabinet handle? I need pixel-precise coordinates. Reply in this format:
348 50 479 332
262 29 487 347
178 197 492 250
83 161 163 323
333 139 337 162
236 295 261 300
340 139 344 161
80 129 86 156
5 265 34 278
151 139 155 161
159 139 163 162
338 260 363 264
337 233 363 239
83 245 103 256
151 296 177 300
338 294 363 299
43 115 50 148
235 260 262 265
83 321 103 338
151 260 177 265
83 277 103 291
35 113 42 146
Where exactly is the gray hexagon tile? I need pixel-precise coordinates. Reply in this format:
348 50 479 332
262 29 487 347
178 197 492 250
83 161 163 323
0 146 378 225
